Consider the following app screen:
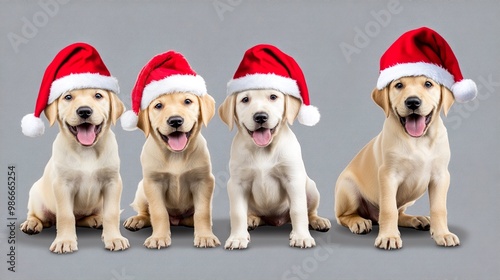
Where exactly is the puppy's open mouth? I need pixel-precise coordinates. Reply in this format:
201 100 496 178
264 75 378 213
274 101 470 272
399 112 432 138
159 129 193 152
246 126 276 147
67 122 103 146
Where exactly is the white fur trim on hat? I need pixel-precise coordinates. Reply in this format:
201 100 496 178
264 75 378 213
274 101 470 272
49 73 120 104
451 79 477 103
227 73 300 98
141 74 207 109
21 113 45 137
120 110 139 131
377 62 455 90
297 104 320 126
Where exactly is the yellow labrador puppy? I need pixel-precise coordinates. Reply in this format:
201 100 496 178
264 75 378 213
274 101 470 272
219 89 331 249
20 89 129 253
335 76 459 250
123 92 220 249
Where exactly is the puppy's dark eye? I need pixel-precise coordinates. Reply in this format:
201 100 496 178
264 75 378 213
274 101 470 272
424 81 433 88
184 99 192 105
95 93 103 99
270 94 278 101
64 94 72 101
241 97 249 103
395 82 403 89
154 103 163 109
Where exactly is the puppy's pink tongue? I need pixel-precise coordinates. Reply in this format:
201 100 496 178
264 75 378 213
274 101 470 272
405 115 426 137
76 124 96 146
168 132 188 151
252 128 272 147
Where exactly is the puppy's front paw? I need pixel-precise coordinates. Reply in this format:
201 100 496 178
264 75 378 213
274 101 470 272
50 237 78 254
103 235 130 251
144 235 171 249
432 232 460 247
123 215 150 231
374 233 402 250
289 231 316 248
309 216 331 232
194 233 221 248
20 218 43 235
224 234 250 250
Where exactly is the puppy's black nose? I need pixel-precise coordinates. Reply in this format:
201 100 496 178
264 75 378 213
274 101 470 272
76 106 93 119
167 116 184 128
253 112 268 124
405 97 421 110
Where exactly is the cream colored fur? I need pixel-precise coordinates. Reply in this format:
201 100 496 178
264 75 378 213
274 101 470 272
20 89 129 253
335 76 459 250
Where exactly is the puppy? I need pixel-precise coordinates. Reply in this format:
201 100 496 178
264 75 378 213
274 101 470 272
219 89 331 249
21 88 129 253
335 76 459 249
123 92 220 249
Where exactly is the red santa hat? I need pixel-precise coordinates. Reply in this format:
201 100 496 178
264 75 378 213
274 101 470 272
227 44 320 126
21 42 120 137
377 27 477 103
121 51 207 131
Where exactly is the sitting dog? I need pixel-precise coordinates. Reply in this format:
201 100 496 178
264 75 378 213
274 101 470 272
219 89 331 249
21 88 129 253
335 76 460 249
335 27 477 250
123 92 220 249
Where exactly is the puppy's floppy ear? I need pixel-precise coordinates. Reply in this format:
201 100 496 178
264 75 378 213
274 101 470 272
440 85 455 116
198 94 216 127
284 95 301 125
371 87 390 118
137 108 151 137
108 91 125 125
44 99 59 126
218 94 237 130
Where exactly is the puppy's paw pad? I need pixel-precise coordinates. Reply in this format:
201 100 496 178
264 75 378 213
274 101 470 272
309 216 331 232
144 236 171 249
104 236 130 251
224 235 250 250
348 218 372 235
50 238 78 254
194 234 221 248
432 232 460 247
20 219 43 235
374 234 402 250
123 215 149 231
412 216 431 231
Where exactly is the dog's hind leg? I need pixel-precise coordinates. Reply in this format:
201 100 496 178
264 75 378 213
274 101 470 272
123 181 151 231
306 178 331 232
397 203 430 230
76 214 103 229
335 177 373 234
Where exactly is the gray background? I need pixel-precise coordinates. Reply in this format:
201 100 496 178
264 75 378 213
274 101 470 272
1 1 499 279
